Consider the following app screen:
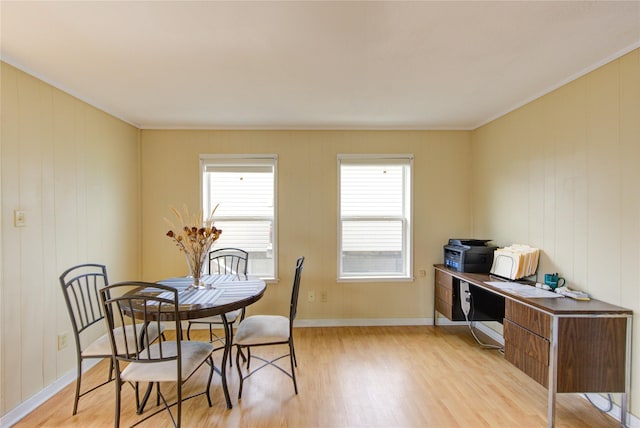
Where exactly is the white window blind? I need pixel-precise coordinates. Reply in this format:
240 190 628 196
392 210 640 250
338 155 413 280
201 155 277 279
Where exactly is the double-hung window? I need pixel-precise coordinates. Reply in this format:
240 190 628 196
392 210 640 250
201 155 277 280
338 154 413 280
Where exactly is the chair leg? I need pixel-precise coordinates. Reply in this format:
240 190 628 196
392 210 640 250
186 322 193 340
289 340 298 394
114 377 122 428
176 383 182 428
108 357 115 380
137 382 154 414
228 327 233 368
238 347 247 364
73 359 82 415
134 382 140 412
290 336 298 367
205 356 215 406
236 346 249 400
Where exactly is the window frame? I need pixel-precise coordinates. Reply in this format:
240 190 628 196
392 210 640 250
337 154 414 281
200 154 278 281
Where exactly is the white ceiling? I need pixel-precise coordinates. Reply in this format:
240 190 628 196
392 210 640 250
1 1 639 130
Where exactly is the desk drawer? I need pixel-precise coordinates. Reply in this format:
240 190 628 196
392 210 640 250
435 282 454 305
505 300 551 339
435 297 453 320
434 270 453 319
434 269 457 321
504 319 550 387
435 269 453 290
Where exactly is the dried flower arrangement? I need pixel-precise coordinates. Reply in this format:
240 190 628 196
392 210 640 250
165 205 222 288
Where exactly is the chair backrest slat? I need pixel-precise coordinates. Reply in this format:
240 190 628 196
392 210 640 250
208 248 248 275
77 274 102 328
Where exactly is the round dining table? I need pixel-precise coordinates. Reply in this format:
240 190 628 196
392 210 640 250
138 274 267 409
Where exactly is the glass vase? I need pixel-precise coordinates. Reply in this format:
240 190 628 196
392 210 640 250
185 251 208 289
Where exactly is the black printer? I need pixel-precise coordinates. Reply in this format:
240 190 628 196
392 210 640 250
443 239 497 273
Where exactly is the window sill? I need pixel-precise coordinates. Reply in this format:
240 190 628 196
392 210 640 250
337 276 414 283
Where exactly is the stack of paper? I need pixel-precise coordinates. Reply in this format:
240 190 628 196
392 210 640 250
490 244 540 280
484 281 562 298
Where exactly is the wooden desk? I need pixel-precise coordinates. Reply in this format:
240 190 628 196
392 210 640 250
433 265 633 428
138 275 266 409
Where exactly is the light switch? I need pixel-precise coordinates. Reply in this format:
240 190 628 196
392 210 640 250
14 210 26 227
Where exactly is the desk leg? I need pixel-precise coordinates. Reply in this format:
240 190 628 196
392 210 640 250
221 316 233 409
621 315 633 428
433 287 438 327
547 316 559 428
621 394 628 428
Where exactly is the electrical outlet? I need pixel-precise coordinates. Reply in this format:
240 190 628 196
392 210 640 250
321 291 328 302
57 332 69 350
14 210 26 227
418 269 427 277
308 291 315 302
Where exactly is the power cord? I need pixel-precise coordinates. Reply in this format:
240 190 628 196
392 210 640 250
584 393 613 413
463 292 503 351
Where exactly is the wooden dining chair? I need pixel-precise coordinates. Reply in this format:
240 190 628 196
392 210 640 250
207 247 249 276
234 256 305 398
186 248 249 362
59 263 165 415
99 282 216 427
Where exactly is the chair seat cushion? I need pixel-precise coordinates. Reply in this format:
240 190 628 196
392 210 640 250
82 323 165 357
234 315 289 345
189 309 242 325
121 341 215 383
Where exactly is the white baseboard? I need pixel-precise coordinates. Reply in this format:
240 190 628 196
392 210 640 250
0 360 100 428
580 393 640 427
294 317 431 327
1 319 636 427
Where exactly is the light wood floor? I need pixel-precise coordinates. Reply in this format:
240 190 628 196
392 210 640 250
15 326 619 427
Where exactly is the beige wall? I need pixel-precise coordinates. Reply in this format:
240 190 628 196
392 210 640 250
1 62 141 415
471 49 640 416
140 130 472 319
2 46 638 421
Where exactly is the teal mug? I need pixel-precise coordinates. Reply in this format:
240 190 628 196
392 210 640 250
544 273 566 290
